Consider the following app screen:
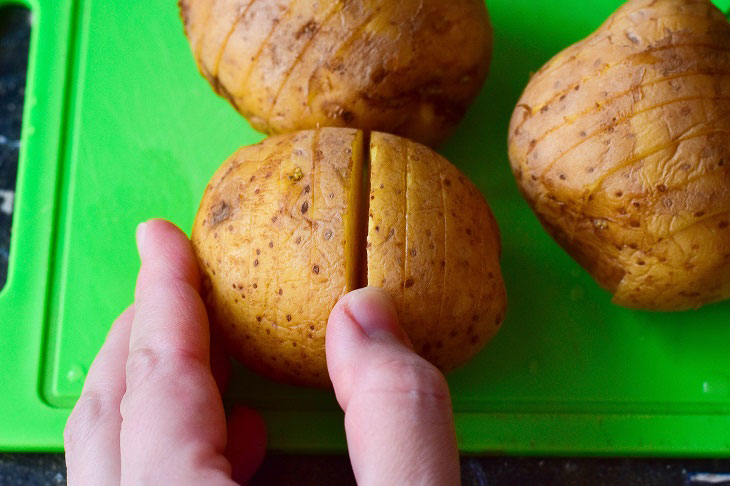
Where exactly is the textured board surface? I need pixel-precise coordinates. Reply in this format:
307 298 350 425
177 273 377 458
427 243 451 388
1 0 730 454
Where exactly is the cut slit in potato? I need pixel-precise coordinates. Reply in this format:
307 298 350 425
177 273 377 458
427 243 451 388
192 128 506 386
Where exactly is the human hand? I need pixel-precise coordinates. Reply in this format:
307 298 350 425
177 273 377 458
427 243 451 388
64 220 266 484
65 219 459 485
327 288 460 485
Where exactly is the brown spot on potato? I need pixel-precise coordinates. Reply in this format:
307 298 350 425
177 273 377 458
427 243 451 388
209 201 231 226
312 265 320 274
404 278 414 288
679 291 701 297
301 201 309 214
295 20 318 39
656 184 667 192
719 221 729 229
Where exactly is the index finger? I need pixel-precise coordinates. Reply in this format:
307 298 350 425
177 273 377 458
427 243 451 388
119 220 233 485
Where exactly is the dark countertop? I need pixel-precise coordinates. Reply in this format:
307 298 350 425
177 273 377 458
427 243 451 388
2 5 730 485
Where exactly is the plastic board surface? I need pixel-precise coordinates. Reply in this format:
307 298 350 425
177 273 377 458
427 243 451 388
1 0 730 454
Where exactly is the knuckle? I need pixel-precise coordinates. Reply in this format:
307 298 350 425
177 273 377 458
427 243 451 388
64 393 111 452
125 346 202 394
365 356 451 406
125 347 160 392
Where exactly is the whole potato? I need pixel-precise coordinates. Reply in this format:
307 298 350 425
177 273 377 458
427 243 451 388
508 0 730 311
178 0 492 147
192 128 506 387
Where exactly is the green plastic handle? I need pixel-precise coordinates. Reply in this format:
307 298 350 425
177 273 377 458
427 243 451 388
0 0 77 451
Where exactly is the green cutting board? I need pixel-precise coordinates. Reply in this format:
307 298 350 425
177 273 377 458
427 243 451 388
2 0 730 454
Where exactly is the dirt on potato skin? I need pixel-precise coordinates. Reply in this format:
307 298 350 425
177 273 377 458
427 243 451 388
180 0 492 147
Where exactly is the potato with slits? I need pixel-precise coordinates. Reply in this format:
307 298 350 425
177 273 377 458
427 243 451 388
508 0 730 311
178 0 493 147
192 128 506 387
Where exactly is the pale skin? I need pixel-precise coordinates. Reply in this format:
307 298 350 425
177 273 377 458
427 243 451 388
64 219 460 485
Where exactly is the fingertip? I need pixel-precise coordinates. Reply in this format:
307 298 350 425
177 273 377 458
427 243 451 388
343 287 404 341
225 407 267 484
135 222 148 253
327 287 412 409
134 219 200 297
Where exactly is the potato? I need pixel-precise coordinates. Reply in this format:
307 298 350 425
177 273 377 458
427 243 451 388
508 0 730 311
178 0 492 147
192 128 506 387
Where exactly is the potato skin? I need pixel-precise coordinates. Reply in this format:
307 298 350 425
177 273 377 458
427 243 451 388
192 129 362 387
508 0 730 311
192 129 506 387
179 0 492 147
368 132 505 371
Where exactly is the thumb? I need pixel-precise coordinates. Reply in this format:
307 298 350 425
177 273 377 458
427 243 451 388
326 287 460 486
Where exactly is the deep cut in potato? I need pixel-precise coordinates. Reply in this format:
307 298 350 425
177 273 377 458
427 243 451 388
508 0 730 311
178 0 493 147
192 128 506 387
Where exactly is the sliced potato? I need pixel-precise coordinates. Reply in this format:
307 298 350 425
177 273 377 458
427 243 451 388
192 128 506 386
179 0 493 146
508 0 730 310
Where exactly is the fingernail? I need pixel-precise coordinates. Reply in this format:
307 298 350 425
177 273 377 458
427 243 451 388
136 222 148 252
346 287 404 341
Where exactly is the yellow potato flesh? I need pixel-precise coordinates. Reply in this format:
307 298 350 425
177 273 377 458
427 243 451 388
508 0 730 311
192 128 506 387
178 0 492 147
